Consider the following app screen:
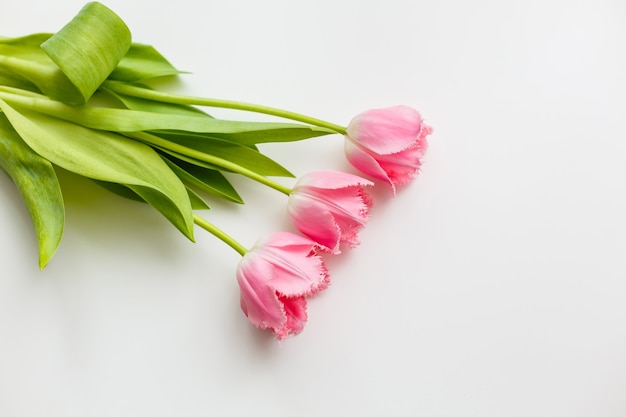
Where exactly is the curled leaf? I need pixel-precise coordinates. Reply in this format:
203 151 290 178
41 1 132 104
0 33 181 95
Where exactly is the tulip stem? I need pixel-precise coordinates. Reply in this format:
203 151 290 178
193 214 248 256
103 81 348 134
128 131 293 196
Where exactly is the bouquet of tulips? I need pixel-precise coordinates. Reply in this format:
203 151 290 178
0 2 432 339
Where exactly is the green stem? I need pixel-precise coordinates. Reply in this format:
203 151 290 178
103 80 348 135
129 131 293 196
193 214 247 256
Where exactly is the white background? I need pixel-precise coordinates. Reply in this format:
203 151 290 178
1 0 625 416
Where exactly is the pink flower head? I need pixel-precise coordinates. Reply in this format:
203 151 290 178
345 105 433 193
287 170 373 254
236 231 329 340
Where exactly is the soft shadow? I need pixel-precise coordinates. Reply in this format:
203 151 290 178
54 167 190 267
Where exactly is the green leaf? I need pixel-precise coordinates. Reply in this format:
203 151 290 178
101 80 338 144
0 33 181 95
0 67 39 92
0 34 51 93
0 87 335 143
94 179 210 210
162 155 243 204
0 89 294 179
185 186 211 210
0 33 52 60
110 43 183 81
199 125 336 145
0 99 195 241
151 147 224 172
104 86 212 117
0 114 64 268
135 131 293 177
41 2 132 104
0 35 82 104
91 180 145 203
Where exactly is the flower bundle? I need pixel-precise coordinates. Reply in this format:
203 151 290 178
0 2 432 339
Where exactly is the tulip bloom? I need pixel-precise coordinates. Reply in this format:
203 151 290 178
236 232 329 340
287 170 373 254
344 105 433 193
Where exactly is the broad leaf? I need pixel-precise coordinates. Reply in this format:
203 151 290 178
0 100 194 240
94 179 210 210
0 87 335 144
133 131 293 177
0 40 81 104
151 147 224 172
105 87 211 117
0 67 39 92
110 43 183 81
185 186 211 210
0 33 53 60
92 180 144 202
102 81 337 144
199 125 336 145
162 155 243 204
0 114 64 268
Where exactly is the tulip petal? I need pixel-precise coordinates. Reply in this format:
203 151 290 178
264 247 330 296
344 139 396 187
256 230 323 251
375 145 424 187
237 255 286 333
236 232 329 339
317 188 371 247
276 295 307 340
288 171 373 252
294 169 373 190
346 105 423 155
288 193 342 253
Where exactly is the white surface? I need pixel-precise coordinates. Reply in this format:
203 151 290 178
1 0 625 416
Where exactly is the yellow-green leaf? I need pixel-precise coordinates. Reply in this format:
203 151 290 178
0 99 194 241
0 114 64 268
40 2 131 104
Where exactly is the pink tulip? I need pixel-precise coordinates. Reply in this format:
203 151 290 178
344 105 433 193
287 170 373 254
236 231 329 340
